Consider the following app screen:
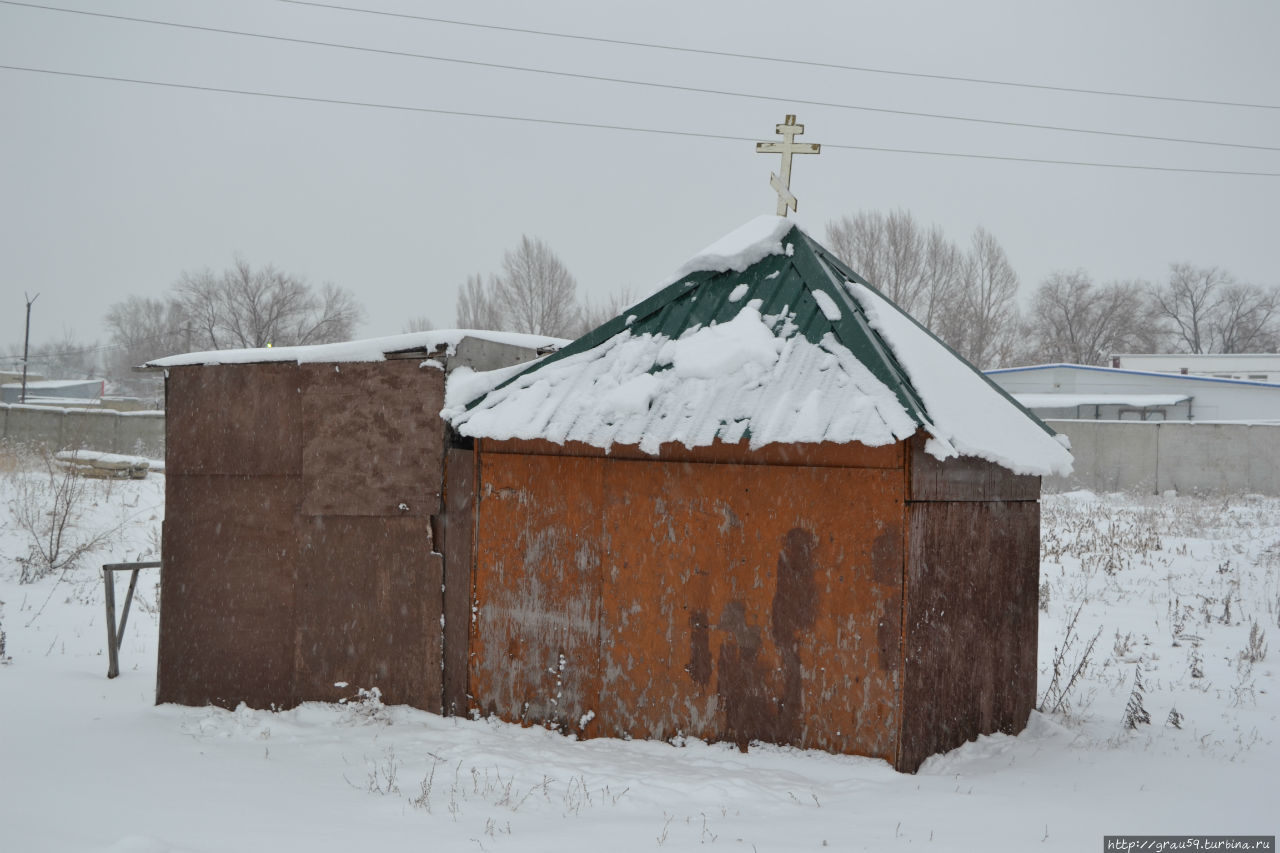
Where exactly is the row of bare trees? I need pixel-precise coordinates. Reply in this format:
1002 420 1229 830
454 235 631 340
11 216 1276 392
827 209 1279 368
826 211 1023 367
1022 264 1279 365
102 257 364 379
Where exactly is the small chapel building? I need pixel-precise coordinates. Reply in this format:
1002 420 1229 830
445 215 1072 772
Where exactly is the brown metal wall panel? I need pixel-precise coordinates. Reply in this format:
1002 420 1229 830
898 500 1039 772
479 437 902 469
299 362 444 516
907 434 1040 502
470 444 906 762
156 474 300 708
471 453 602 731
442 448 475 716
597 460 903 760
165 364 302 476
293 516 442 709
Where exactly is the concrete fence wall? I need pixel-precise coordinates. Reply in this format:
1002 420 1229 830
1 403 165 457
1045 419 1280 496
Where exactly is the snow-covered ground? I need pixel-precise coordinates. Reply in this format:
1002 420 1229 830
0 447 1275 852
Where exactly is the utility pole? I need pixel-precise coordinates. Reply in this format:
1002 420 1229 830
21 292 38 404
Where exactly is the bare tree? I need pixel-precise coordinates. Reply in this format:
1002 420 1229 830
495 236 580 337
573 286 636 338
401 315 436 334
19 330 103 379
1022 271 1149 365
165 258 363 350
947 227 1022 369
173 257 363 350
1212 281 1279 353
1149 264 1229 354
453 237 581 337
104 295 189 375
1149 263 1279 353
104 259 362 392
454 273 505 331
825 210 962 329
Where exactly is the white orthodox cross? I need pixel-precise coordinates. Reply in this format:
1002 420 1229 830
756 115 820 217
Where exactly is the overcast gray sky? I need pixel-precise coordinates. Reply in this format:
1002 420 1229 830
3 0 1278 359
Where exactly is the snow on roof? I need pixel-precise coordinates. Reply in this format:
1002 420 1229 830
447 301 917 456
847 283 1072 476
1 379 102 390
446 219 1074 477
144 329 566 368
988 363 1280 390
1014 392 1192 409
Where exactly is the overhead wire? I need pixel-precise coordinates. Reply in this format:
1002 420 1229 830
1 0 1276 153
4 63 1278 178
277 0 1280 112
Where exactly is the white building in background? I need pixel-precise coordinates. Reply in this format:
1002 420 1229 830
986 363 1280 423
1110 353 1280 383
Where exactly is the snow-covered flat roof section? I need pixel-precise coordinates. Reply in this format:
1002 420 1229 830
448 217 1074 477
143 329 567 368
1014 393 1191 409
1 378 103 390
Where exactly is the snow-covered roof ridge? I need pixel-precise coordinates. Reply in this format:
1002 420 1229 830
445 219 1073 477
144 329 567 368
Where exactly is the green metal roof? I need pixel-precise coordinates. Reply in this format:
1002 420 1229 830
469 225 926 412
452 219 1065 467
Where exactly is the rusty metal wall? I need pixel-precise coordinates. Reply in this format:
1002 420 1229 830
157 361 446 711
897 500 1040 772
471 452 603 729
471 440 905 761
597 459 904 759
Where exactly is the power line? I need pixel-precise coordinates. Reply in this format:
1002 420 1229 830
4 0 1275 154
278 0 1280 112
4 63 1278 178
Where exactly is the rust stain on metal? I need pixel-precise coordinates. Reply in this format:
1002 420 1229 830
769 528 818 742
470 451 602 733
687 610 712 686
471 445 906 761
